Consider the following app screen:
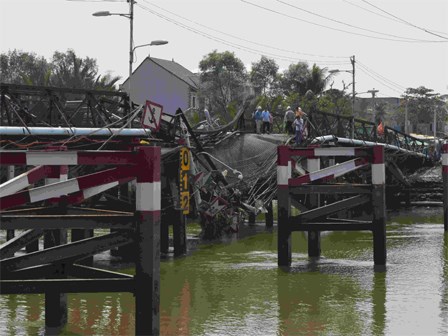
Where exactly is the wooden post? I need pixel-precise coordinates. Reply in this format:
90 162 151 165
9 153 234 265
307 157 321 258
173 209 187 256
248 212 256 226
44 159 68 333
135 146 161 336
6 165 15 242
443 143 448 231
265 200 274 228
277 146 292 266
371 145 386 266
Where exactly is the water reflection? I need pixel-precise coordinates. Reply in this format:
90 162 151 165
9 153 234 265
0 207 446 335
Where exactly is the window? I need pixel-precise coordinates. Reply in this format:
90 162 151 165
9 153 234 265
191 94 197 108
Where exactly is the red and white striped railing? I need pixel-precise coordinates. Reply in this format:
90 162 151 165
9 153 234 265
0 147 161 212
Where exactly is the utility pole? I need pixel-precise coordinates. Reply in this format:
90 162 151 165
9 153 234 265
128 0 134 127
405 99 409 134
350 55 355 138
368 88 379 123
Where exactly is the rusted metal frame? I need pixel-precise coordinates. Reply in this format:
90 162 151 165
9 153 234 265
5 92 36 126
1 263 61 280
294 194 370 222
0 229 44 259
0 215 134 230
86 92 111 127
289 223 373 231
1 88 13 125
89 94 114 125
0 278 135 295
289 184 372 194
86 93 98 127
66 96 89 124
3 94 32 133
1 231 132 272
51 95 76 130
66 264 133 279
0 83 127 98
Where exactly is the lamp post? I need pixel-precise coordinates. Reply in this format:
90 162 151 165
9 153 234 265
93 3 168 127
329 55 355 138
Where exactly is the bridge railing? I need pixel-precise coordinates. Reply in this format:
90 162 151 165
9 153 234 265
308 110 432 156
0 146 161 335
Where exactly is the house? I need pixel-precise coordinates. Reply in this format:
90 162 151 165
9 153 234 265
121 57 200 115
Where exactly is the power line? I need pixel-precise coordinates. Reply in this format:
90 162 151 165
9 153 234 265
136 3 351 66
357 67 403 95
240 0 447 43
360 0 448 40
274 0 442 43
356 61 406 91
142 0 348 60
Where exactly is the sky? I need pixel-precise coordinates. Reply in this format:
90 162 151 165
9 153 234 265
1 0 447 98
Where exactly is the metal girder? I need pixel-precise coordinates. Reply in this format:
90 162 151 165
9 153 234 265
0 215 134 230
67 264 133 279
289 222 373 231
1 231 132 272
295 194 370 222
0 229 44 259
290 184 373 195
1 263 62 280
0 278 134 295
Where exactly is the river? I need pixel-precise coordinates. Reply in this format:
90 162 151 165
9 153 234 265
0 206 446 335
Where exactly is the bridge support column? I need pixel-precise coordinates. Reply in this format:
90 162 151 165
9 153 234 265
443 143 448 231
265 200 274 228
173 209 187 257
372 146 386 266
44 160 68 334
6 166 15 242
135 146 161 336
307 157 321 258
277 146 292 267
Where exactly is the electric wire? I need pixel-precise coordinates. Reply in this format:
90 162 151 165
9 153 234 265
274 0 442 43
136 3 351 66
360 0 448 40
342 0 448 37
356 67 404 95
142 0 349 60
356 61 406 91
240 0 447 43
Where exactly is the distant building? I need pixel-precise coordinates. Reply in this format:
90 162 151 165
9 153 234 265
121 57 200 115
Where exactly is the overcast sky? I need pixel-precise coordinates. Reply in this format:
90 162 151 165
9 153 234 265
1 0 447 98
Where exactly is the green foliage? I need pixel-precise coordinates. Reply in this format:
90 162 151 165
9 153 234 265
0 49 120 90
227 101 238 119
250 56 279 96
199 50 247 120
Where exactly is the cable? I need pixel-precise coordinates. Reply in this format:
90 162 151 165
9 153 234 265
341 0 448 36
136 3 351 66
142 0 348 60
274 0 442 43
360 0 448 40
240 0 447 43
357 67 403 95
356 61 406 91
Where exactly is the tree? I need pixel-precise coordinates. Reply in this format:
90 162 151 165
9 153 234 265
280 62 309 96
400 86 445 135
0 49 120 91
249 56 279 96
199 50 248 120
0 50 52 86
306 64 330 96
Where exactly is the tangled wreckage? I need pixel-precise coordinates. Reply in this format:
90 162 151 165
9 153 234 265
0 84 440 242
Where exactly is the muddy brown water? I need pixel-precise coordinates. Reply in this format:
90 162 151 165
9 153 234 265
0 207 446 335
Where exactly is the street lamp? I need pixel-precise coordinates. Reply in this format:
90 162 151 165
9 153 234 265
329 55 356 138
93 3 167 127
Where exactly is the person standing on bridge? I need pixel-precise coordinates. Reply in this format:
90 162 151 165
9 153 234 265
284 106 295 135
262 108 271 134
292 107 305 146
253 106 263 134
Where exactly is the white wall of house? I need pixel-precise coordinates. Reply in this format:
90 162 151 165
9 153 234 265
122 59 191 115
